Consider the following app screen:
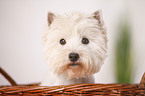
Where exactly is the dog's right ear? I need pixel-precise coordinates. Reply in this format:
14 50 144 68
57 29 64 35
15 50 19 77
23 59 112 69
93 10 104 25
47 12 55 26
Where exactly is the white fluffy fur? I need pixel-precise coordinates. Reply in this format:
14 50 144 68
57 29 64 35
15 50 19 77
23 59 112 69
41 11 107 86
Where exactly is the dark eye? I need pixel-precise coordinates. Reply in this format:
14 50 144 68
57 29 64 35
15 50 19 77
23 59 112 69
82 38 89 44
60 39 66 45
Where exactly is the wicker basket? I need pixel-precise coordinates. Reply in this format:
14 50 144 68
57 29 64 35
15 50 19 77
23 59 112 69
0 67 145 96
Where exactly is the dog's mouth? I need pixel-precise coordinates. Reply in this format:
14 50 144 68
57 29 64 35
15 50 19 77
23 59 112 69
68 63 81 68
68 62 82 70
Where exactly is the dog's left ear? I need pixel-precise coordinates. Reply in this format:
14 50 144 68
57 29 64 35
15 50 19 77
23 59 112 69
93 10 104 25
47 12 55 26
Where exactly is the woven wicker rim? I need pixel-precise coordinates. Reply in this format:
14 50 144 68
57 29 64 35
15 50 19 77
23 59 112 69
0 67 145 95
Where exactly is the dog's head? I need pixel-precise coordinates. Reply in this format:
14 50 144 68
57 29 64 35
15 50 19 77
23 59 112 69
43 10 107 79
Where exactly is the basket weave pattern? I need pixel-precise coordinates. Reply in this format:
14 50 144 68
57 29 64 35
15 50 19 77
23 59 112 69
0 67 145 96
0 83 145 96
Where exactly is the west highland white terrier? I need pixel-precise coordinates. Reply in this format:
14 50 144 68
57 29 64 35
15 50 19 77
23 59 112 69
41 10 107 86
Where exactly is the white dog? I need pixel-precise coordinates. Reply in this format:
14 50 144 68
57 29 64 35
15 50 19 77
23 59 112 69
41 10 107 86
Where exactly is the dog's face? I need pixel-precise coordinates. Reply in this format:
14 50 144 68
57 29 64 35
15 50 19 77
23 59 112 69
43 11 107 79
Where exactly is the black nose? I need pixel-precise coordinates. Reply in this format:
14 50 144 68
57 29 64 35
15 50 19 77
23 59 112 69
69 53 79 62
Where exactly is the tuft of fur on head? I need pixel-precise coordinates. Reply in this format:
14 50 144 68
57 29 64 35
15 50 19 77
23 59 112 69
43 10 107 79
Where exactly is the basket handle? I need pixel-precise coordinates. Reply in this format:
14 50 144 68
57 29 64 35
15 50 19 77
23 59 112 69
0 67 17 86
139 72 145 88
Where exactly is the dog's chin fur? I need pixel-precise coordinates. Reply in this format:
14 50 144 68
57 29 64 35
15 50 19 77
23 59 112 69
63 62 88 79
41 10 107 86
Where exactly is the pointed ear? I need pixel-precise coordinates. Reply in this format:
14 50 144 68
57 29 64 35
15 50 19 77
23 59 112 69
47 12 55 26
93 10 104 25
